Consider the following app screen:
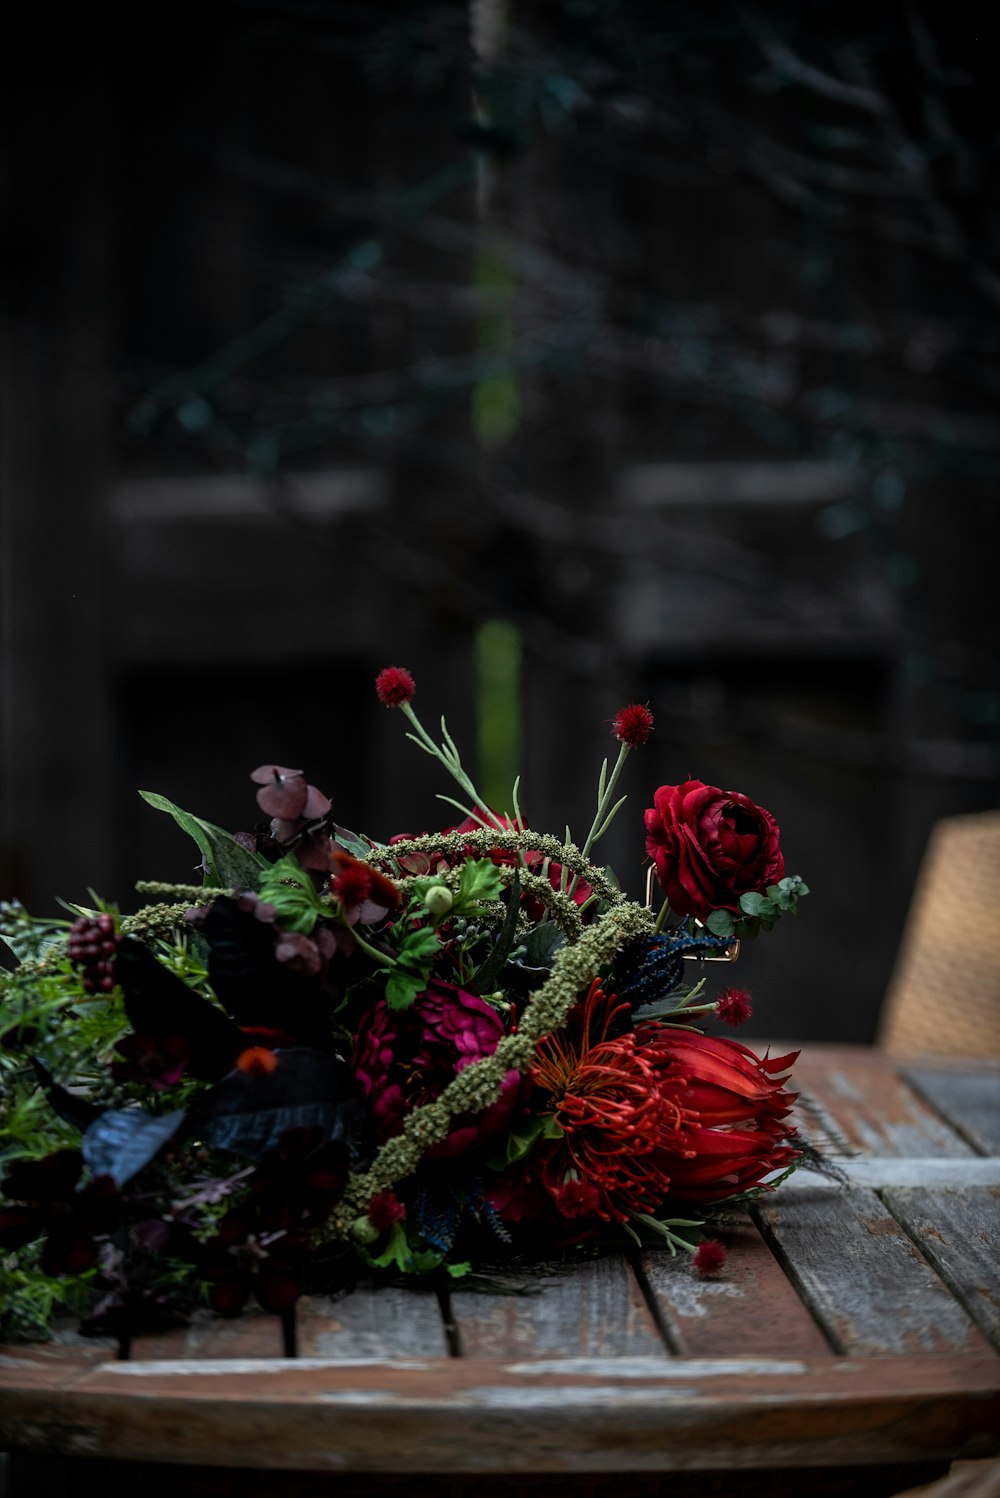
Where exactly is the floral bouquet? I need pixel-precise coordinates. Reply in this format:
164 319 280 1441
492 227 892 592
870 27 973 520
0 667 807 1343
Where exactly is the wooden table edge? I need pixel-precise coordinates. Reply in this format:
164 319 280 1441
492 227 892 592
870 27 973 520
2 1354 998 1473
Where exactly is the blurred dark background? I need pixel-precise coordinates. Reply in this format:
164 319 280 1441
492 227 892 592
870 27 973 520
2 1 997 1040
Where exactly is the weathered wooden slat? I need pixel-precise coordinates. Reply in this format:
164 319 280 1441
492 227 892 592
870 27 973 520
780 1156 1000 1188
639 1219 833 1359
904 1066 1000 1155
448 1255 666 1359
1 1355 997 1472
296 1287 449 1359
791 1048 976 1159
881 1186 1000 1355
754 1183 992 1356
127 1308 287 1363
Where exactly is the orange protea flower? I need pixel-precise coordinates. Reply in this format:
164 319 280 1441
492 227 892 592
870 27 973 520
530 980 695 1223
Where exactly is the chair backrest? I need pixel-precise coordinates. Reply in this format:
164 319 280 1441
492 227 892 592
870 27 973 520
879 808 1000 1060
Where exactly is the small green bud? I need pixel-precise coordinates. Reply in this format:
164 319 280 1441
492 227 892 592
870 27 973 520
350 1216 380 1245
422 884 454 919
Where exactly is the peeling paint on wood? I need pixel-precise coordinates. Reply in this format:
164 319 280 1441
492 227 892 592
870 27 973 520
753 1185 992 1356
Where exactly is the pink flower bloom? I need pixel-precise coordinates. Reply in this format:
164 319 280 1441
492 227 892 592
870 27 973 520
352 981 521 1160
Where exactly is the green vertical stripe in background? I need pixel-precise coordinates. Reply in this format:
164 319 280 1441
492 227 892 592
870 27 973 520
475 619 522 814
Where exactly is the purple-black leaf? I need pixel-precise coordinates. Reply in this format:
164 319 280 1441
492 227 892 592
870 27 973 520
198 898 337 1048
115 938 244 1080
82 1108 187 1187
188 1049 364 1160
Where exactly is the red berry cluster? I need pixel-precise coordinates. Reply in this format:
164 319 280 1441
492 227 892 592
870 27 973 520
67 914 120 994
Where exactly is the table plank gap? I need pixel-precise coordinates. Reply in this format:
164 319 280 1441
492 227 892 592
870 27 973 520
295 1284 449 1359
880 1185 1000 1355
791 1049 976 1159
640 1217 834 1359
903 1066 1000 1156
447 1254 668 1359
754 1183 993 1356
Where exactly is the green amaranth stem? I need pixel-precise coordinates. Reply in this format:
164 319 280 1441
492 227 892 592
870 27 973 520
323 895 653 1236
368 826 622 908
135 881 233 902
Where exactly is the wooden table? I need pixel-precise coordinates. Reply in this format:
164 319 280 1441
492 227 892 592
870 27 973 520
2 1045 999 1498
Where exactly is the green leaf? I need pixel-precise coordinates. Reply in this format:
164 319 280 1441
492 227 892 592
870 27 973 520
454 858 504 912
739 891 770 917
487 1110 563 1170
471 869 521 994
397 928 442 967
332 824 380 859
139 791 264 889
257 855 330 933
385 970 425 1011
705 909 735 937
515 920 566 969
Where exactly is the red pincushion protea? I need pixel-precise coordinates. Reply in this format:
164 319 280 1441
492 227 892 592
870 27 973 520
526 981 695 1224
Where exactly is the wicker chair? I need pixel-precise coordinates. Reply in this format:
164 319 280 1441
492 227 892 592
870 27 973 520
878 809 1000 1060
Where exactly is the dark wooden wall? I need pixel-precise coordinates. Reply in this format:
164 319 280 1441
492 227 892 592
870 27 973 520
2 3 997 1041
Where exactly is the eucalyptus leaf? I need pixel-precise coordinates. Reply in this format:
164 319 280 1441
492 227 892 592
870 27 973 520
739 892 769 916
705 909 735 937
139 790 264 889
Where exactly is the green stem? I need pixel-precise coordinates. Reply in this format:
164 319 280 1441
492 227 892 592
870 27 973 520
653 897 671 934
581 742 630 861
349 929 396 968
567 741 631 898
400 701 500 825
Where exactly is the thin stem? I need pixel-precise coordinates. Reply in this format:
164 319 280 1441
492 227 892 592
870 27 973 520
349 929 396 968
400 702 500 825
653 897 671 934
567 740 632 899
581 741 631 861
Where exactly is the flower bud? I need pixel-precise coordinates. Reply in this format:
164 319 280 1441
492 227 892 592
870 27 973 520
349 1215 381 1245
422 884 454 919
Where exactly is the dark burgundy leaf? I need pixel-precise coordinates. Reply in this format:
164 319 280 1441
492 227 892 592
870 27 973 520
198 898 337 1048
115 938 244 1080
188 1048 364 1160
31 1059 103 1133
251 766 309 819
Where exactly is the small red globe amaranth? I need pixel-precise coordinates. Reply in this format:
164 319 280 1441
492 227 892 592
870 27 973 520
693 1239 727 1277
612 703 654 746
375 666 416 707
716 987 753 1027
367 1190 407 1232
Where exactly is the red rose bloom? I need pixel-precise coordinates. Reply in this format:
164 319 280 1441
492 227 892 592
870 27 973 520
644 780 784 922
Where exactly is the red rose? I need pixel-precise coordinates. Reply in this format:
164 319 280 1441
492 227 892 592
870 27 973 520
644 780 784 922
